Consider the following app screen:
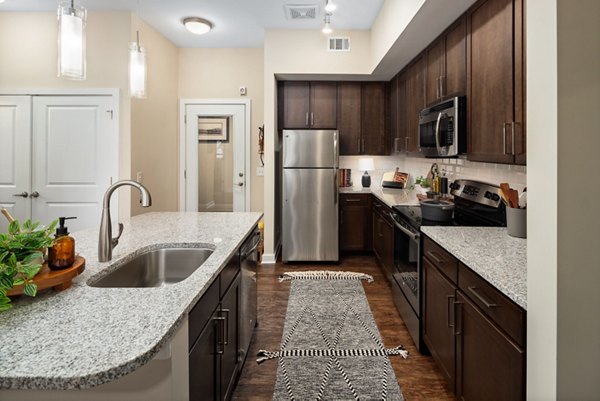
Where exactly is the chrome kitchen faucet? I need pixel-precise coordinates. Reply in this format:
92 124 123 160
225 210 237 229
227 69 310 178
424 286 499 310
98 180 152 262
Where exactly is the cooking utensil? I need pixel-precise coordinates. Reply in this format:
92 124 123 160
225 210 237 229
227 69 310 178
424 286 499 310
519 187 527 208
1 208 15 223
420 199 454 222
509 189 519 209
499 183 513 207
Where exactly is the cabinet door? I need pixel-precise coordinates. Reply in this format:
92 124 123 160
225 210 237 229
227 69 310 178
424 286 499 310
423 258 457 392
426 39 444 106
337 83 362 155
406 55 426 153
380 212 394 282
389 75 399 154
397 71 408 153
220 274 240 401
362 82 387 155
310 82 337 129
189 308 220 401
282 82 310 129
372 210 383 260
443 17 467 99
456 292 525 401
468 0 515 164
340 205 371 251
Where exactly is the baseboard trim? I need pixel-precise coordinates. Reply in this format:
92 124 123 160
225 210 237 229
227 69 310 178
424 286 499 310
261 240 281 265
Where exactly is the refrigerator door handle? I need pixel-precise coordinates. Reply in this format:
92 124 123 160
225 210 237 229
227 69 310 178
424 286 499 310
333 131 338 168
334 169 338 206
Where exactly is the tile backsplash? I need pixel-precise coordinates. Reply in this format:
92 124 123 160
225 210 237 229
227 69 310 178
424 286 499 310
340 155 527 192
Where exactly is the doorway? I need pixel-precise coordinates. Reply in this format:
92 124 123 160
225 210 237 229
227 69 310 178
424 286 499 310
0 94 118 233
180 100 251 212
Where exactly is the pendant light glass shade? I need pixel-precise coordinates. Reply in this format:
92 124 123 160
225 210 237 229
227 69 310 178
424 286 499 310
57 1 86 80
129 39 147 98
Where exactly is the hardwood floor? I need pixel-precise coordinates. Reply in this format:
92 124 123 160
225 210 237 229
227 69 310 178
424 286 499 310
232 254 455 401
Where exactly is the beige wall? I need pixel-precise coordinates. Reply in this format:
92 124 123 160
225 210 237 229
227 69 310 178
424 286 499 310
178 48 264 212
130 19 179 215
0 11 133 219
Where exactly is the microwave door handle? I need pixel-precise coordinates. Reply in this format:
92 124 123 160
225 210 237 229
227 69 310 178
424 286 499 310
434 112 443 154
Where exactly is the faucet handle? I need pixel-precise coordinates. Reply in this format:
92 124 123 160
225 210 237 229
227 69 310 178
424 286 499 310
111 223 124 248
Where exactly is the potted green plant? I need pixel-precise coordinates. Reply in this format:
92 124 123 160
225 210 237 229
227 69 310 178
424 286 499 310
0 219 58 311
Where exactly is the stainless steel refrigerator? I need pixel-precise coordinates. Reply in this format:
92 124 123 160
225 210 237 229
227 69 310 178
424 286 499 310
282 129 339 262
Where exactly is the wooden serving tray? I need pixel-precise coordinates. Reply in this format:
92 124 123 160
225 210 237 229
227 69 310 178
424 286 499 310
7 256 86 296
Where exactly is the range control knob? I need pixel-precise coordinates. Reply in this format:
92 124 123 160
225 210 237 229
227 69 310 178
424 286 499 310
484 191 493 199
450 182 461 190
492 193 500 202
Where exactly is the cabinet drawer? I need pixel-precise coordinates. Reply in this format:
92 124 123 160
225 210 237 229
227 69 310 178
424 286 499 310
220 253 240 297
458 263 525 347
189 277 220 350
423 236 458 284
340 193 370 206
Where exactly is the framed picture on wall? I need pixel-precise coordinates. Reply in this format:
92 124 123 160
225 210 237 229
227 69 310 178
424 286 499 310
198 117 229 142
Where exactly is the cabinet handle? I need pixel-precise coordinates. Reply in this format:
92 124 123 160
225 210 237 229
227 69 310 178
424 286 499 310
454 301 463 336
394 137 400 153
511 122 516 156
502 123 510 155
405 137 409 153
345 198 362 202
447 295 456 328
305 112 309 127
221 308 230 345
310 112 314 127
426 250 445 265
467 286 497 308
214 316 226 354
361 139 365 153
435 77 439 99
440 76 445 98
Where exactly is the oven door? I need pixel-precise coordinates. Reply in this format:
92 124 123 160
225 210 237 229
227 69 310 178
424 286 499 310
392 219 421 316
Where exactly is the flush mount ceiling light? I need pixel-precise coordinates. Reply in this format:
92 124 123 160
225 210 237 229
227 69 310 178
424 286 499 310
324 0 337 13
183 17 213 35
57 0 87 80
322 13 332 34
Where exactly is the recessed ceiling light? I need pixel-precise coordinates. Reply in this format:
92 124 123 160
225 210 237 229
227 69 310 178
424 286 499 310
0 0 6 4
183 17 213 35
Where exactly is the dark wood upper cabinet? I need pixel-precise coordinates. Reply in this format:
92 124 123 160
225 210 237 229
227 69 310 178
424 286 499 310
405 54 426 153
444 17 467 99
281 81 336 129
388 75 399 154
337 82 362 155
426 38 445 106
337 82 387 156
468 0 525 165
362 82 387 155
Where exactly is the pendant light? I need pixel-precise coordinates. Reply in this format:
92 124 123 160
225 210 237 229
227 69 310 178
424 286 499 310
129 29 147 98
325 0 337 13
57 0 87 80
322 13 332 34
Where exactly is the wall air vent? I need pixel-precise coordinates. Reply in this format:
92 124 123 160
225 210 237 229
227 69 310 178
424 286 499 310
284 5 319 20
328 37 351 52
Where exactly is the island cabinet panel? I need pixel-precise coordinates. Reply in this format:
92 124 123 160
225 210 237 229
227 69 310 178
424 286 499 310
189 257 243 401
339 193 372 252
423 257 457 392
468 0 525 165
456 292 525 401
422 235 526 401
337 82 362 155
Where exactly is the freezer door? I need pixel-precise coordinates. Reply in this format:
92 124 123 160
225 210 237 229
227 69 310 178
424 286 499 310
283 130 338 168
283 168 339 262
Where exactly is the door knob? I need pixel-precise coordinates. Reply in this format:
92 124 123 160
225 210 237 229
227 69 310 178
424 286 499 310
236 182 244 187
12 192 28 198
30 191 40 198
239 172 244 177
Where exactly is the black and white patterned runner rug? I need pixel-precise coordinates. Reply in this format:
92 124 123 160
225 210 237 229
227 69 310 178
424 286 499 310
258 271 408 400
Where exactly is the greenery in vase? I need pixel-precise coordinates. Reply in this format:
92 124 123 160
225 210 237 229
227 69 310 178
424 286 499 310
415 176 431 188
0 219 58 312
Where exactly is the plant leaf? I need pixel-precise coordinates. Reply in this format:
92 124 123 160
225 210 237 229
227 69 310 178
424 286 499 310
0 303 12 312
12 278 24 286
0 295 11 304
0 275 13 290
24 283 37 297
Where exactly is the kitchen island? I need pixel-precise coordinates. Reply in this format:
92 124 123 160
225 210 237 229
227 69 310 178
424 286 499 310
0 212 262 398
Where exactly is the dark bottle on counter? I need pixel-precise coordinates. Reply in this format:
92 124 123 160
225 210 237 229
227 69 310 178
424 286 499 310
48 217 77 270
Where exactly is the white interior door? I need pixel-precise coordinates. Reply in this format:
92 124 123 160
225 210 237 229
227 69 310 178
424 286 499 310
31 96 117 232
184 103 247 212
0 96 31 232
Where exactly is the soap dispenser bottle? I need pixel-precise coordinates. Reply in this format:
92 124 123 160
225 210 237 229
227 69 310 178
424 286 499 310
48 217 77 270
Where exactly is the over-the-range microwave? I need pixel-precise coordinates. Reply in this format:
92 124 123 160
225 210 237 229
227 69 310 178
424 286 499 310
418 96 466 157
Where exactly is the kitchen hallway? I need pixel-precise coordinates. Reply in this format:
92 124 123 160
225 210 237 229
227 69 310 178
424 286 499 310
233 255 454 401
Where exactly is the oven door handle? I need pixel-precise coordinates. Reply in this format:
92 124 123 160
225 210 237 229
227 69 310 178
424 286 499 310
394 221 420 241
434 112 444 155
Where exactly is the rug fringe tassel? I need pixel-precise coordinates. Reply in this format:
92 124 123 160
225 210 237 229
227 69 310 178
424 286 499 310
278 270 374 283
386 345 410 359
256 345 408 363
256 350 279 364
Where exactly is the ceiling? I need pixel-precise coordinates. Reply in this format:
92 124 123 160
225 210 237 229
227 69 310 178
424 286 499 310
0 0 385 48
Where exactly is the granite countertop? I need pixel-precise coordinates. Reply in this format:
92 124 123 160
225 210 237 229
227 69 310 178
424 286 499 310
0 212 262 390
421 226 527 310
339 186 421 208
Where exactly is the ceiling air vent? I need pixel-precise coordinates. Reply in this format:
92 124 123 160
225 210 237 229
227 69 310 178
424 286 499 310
284 4 319 20
328 37 351 52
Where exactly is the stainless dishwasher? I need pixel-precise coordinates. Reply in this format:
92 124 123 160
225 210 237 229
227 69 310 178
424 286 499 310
239 227 260 364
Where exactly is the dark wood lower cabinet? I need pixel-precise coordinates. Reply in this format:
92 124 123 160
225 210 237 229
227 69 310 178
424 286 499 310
221 274 241 401
456 292 525 401
339 194 371 252
423 258 457 392
189 308 220 401
372 202 394 282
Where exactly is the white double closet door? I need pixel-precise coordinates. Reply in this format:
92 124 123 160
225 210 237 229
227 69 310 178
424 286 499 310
0 95 117 233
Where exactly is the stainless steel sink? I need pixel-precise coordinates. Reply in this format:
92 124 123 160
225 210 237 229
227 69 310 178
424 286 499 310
89 247 213 288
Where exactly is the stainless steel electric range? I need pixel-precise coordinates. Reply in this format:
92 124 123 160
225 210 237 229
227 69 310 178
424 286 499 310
389 179 506 352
